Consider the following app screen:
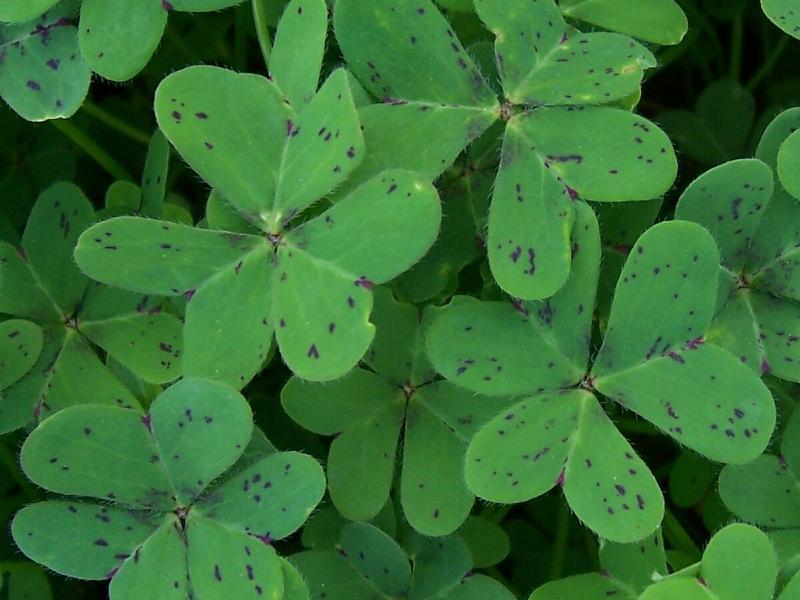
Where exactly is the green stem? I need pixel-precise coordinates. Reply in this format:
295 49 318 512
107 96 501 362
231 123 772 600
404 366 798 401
662 508 702 562
730 16 743 80
81 101 150 145
51 119 134 182
746 36 790 92
549 500 571 581
252 0 273 71
0 440 39 503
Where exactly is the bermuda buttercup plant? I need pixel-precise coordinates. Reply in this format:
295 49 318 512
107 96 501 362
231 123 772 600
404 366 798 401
426 201 775 542
0 182 183 434
4 0 800 598
12 378 325 599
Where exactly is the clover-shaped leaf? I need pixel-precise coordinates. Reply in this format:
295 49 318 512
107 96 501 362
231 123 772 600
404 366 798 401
0 182 184 433
293 524 514 600
12 378 324 598
76 66 441 385
428 203 775 541
336 0 675 300
0 1 91 122
283 288 510 536
676 111 800 383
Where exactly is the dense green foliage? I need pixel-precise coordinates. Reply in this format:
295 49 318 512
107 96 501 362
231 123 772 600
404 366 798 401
2 0 800 598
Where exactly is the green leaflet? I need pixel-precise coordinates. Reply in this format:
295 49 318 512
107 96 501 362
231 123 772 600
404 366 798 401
183 246 273 386
0 0 60 23
593 221 720 375
366 287 434 385
475 1 655 105
185 516 284 600
668 451 718 508
154 66 292 222
289 551 378 599
700 523 777 600
11 501 159 580
79 0 166 82
140 130 170 219
457 516 510 569
272 69 364 219
334 0 498 108
281 559 311 600
169 0 245 9
0 4 91 121
639 578 714 600
270 0 328 109
0 319 43 389
719 407 800 528
78 284 184 385
338 522 411 597
0 241 61 323
474 0 566 99
196 451 326 541
205 189 260 234
761 0 800 40
599 530 667 592
109 519 188 600
75 217 264 296
406 534 477 599
20 404 174 508
466 391 663 543
560 0 688 45
675 159 774 271
402 382 511 536
21 181 93 315
487 123 575 299
271 245 375 381
285 171 441 285
343 101 498 192
149 378 253 505
778 130 800 200
595 344 775 463
517 108 677 203
530 573 636 600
